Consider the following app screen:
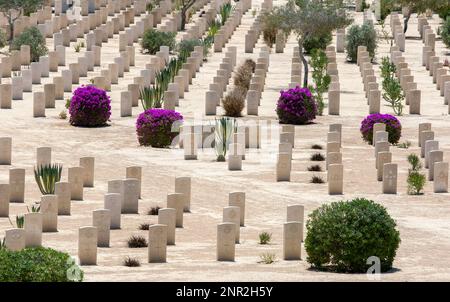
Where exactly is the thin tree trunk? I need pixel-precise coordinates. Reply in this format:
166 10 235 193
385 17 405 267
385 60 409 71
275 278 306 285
8 15 13 51
181 8 187 30
403 15 410 34
299 39 308 87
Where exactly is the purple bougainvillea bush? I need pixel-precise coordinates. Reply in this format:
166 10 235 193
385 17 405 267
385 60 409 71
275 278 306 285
276 86 317 124
136 109 183 147
360 113 402 145
69 85 111 127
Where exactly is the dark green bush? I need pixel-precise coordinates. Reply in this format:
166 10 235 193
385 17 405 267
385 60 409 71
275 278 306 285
12 27 48 62
303 32 332 54
0 29 7 49
346 23 377 63
305 198 400 273
440 17 450 48
0 247 83 281
141 29 176 55
177 38 203 58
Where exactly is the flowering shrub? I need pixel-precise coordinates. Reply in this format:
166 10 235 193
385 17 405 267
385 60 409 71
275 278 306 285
276 86 317 124
360 113 402 145
136 109 183 147
69 85 111 127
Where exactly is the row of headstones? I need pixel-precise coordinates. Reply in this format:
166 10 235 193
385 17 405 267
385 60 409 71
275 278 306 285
246 47 270 116
9 5 53 38
25 2 150 115
0 165 149 255
389 13 406 52
205 47 238 115
219 202 304 262
80 176 192 265
357 45 382 115
390 46 424 114
244 6 264 54
289 46 302 88
419 34 450 109
419 123 449 193
372 123 398 193
181 122 261 164
0 145 97 213
180 0 226 41
275 122 344 195
213 2 246 53
160 45 206 112
325 46 341 115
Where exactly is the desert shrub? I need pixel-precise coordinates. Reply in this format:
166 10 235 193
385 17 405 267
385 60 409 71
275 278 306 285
345 23 377 63
127 235 148 248
136 108 183 147
305 198 401 273
262 10 283 48
310 153 325 161
258 253 276 264
303 32 332 54
243 58 256 73
258 232 272 245
147 206 161 215
407 154 426 195
311 144 323 150
141 29 176 55
177 38 203 58
308 165 322 172
310 176 325 183
123 256 141 267
233 60 255 90
276 86 317 125
0 247 83 281
69 85 111 127
440 17 450 48
222 87 246 117
138 223 151 230
12 27 48 62
360 113 402 145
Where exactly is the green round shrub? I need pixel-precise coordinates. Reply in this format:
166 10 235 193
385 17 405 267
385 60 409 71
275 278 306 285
303 32 332 54
12 26 48 62
141 29 176 55
0 247 84 281
345 23 377 63
305 198 401 273
0 29 7 49
440 16 450 48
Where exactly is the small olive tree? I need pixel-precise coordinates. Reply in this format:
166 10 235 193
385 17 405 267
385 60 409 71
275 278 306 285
272 0 351 87
178 0 196 31
0 0 44 49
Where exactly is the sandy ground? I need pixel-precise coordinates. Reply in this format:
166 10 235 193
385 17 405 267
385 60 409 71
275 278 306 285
1 0 450 281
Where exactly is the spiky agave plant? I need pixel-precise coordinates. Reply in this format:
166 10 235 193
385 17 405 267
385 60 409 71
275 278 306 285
214 117 237 162
13 215 24 228
34 164 63 195
219 3 234 25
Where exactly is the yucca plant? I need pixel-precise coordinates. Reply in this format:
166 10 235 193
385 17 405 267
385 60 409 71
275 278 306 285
34 164 63 195
140 86 164 110
27 204 41 213
207 19 221 39
219 3 234 26
16 215 24 228
214 117 237 162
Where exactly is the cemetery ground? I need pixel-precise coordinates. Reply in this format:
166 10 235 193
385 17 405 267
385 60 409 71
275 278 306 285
1 0 450 282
